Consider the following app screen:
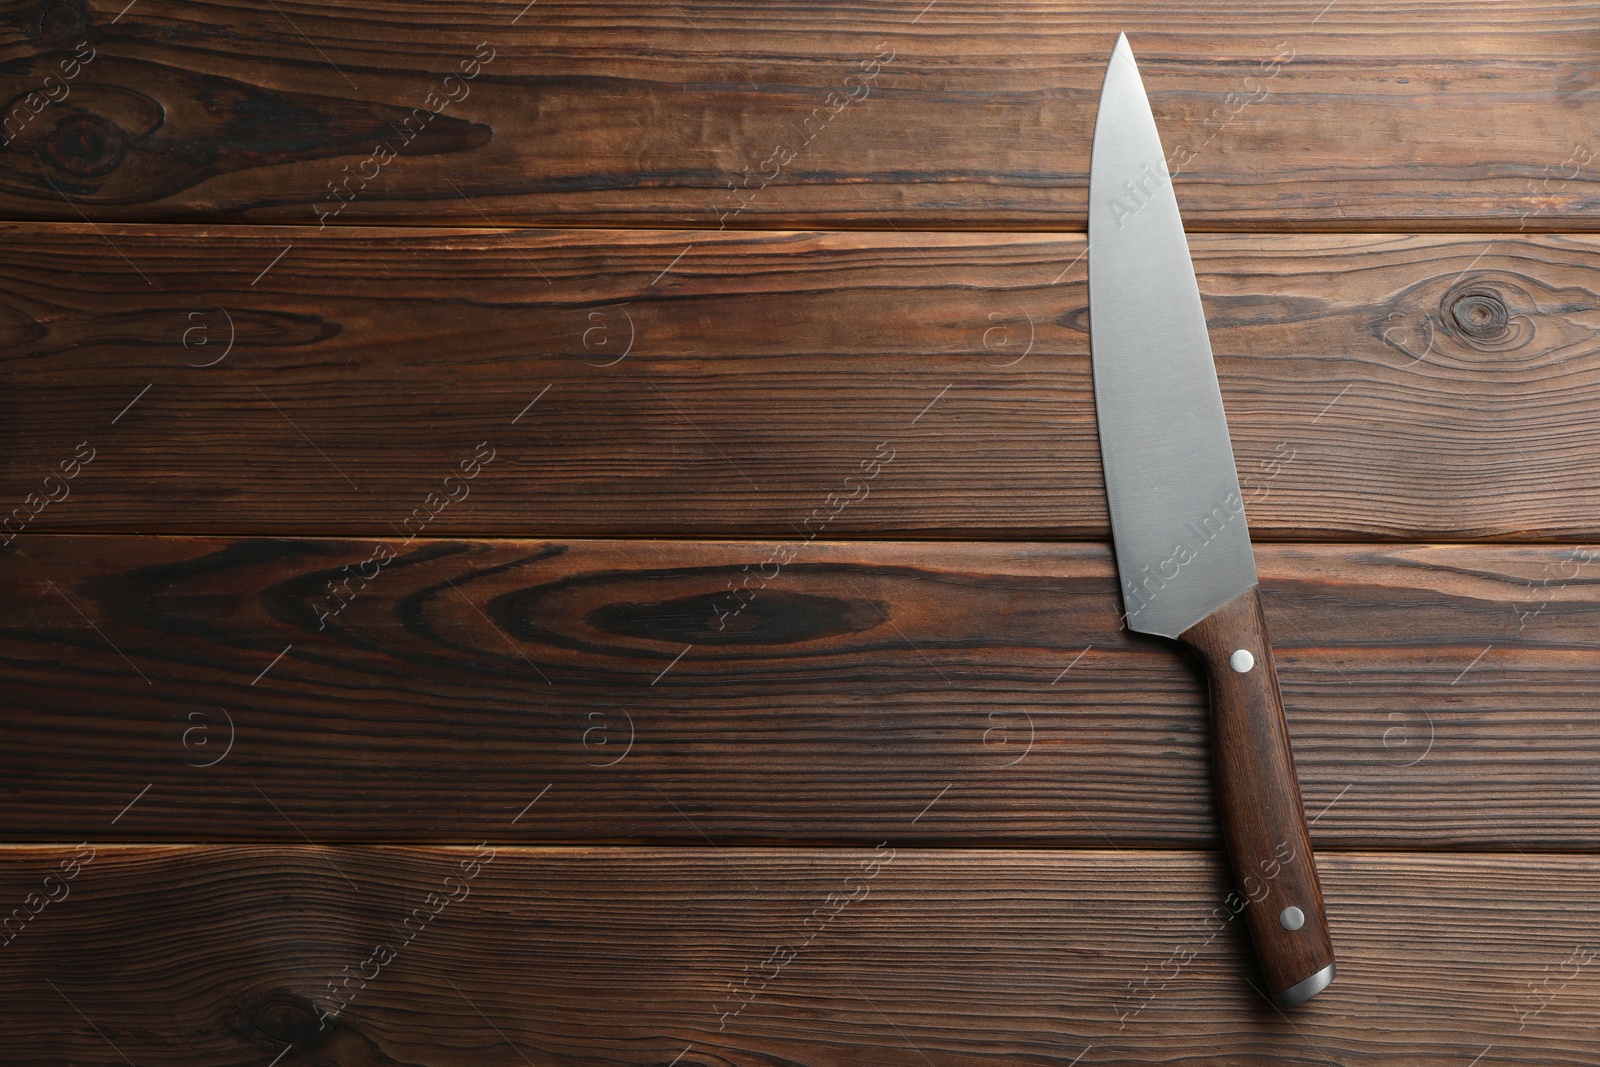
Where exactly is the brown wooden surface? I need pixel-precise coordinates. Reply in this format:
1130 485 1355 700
3 535 1595 850
6 226 1600 540
4 3 1599 1060
2 3 1599 229
0 846 1594 1066
1181 586 1333 998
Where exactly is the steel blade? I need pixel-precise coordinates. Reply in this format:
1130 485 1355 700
1088 34 1256 639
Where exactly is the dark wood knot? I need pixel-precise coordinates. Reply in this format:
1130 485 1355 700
251 994 324 1043
1380 269 1554 363
9 0 90 47
1446 287 1510 342
0 82 163 189
43 112 131 178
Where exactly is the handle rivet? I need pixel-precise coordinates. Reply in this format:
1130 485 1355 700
1280 905 1305 931
1229 649 1255 673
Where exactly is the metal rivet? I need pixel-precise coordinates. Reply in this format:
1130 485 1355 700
1229 649 1255 673
1280 905 1305 931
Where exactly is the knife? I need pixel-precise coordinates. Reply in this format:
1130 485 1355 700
1087 34 1335 1007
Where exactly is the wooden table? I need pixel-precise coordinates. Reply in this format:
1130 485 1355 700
2 3 1598 1064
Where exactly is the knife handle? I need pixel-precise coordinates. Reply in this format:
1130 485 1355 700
1178 585 1335 1006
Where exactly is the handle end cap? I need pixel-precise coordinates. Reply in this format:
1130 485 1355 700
1274 961 1335 1007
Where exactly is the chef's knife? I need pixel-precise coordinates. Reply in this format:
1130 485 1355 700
1087 34 1335 1007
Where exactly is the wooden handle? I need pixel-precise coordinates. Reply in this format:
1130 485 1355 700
1179 585 1335 1005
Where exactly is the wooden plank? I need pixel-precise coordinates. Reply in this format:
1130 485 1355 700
2 3 1599 228
5 226 1600 539
0 845 1594 1065
3 535 1596 848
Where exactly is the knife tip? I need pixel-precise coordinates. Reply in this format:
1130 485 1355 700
1113 31 1131 56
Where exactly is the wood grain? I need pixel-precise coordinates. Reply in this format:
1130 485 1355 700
2 535 1596 848
1 3 1599 228
0 845 1594 1065
5 227 1600 539
3 7 1593 1064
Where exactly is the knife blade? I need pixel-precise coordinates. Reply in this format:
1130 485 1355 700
1087 33 1335 1007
